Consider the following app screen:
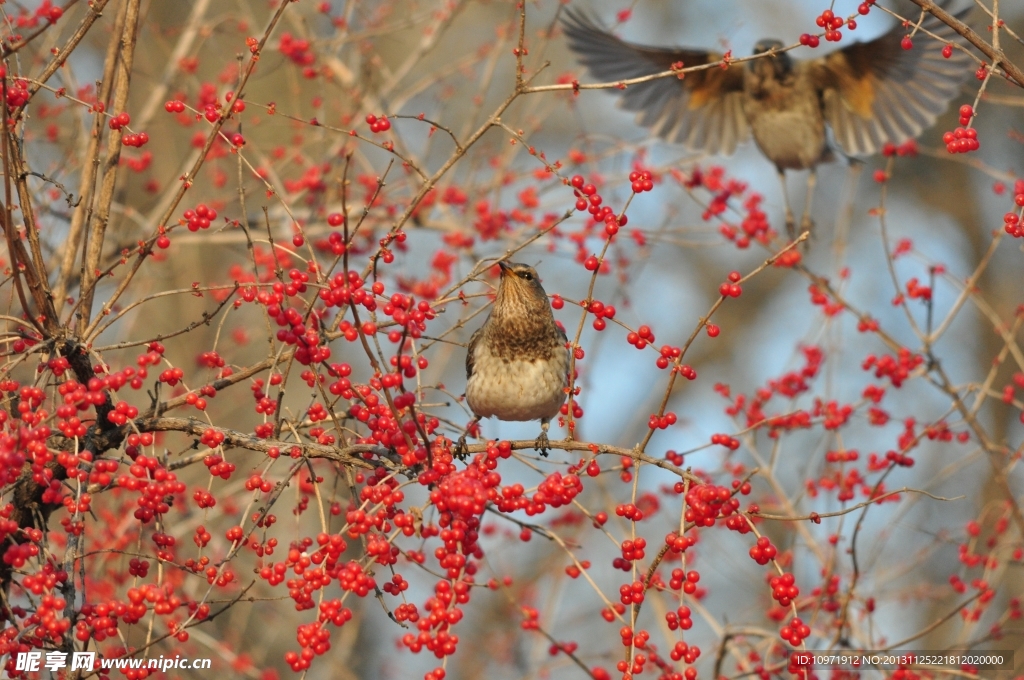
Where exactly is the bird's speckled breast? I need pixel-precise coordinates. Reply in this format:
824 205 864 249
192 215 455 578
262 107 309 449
743 73 827 171
465 341 569 422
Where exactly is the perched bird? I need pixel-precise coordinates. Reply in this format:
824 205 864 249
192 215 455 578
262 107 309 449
562 3 971 234
463 261 570 454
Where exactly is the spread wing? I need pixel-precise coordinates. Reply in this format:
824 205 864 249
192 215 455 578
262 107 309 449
561 7 749 155
810 4 971 156
466 326 482 380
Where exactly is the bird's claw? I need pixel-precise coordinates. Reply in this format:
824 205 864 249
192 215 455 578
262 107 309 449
785 213 797 241
454 435 470 460
535 432 550 457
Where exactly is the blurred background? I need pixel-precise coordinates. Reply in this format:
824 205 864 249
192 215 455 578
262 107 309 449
9 0 1024 677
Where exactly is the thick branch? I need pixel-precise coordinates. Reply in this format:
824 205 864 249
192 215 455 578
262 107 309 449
76 0 141 334
52 0 128 315
906 0 1024 88
90 416 385 471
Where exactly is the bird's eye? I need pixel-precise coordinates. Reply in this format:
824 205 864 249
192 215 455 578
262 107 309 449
520 272 532 280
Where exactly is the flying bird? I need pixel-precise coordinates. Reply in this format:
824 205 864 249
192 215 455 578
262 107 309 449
562 3 971 234
463 261 569 455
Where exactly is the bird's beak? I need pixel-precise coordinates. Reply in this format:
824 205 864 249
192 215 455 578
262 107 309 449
497 261 510 276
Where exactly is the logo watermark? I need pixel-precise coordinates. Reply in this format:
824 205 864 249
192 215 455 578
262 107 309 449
14 650 212 672
789 650 1013 670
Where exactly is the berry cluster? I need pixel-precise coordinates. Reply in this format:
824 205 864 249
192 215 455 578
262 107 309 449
123 131 149 147
684 483 742 527
627 325 655 349
943 126 979 154
648 411 677 430
664 531 696 554
678 166 777 250
715 346 823 434
669 640 700 665
770 572 800 606
366 114 391 133
710 433 740 450
628 169 654 194
780 616 811 646
106 400 139 426
815 9 845 42
278 33 316 77
1002 180 1024 237
943 105 980 153
4 74 29 108
656 344 682 369
798 32 821 48
108 112 131 130
183 203 218 232
585 299 617 330
749 536 778 564
618 579 646 605
615 502 644 521
570 174 627 237
718 271 743 298
665 604 693 630
614 537 646 570
570 175 602 214
16 0 63 27
861 348 923 388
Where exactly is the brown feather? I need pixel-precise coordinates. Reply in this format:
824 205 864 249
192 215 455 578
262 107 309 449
561 7 749 155
809 2 971 155
482 264 566 363
465 326 482 380
818 50 877 118
687 65 744 110
564 1 972 164
464 262 570 424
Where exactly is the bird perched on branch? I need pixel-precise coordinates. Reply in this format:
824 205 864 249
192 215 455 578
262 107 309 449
562 2 971 235
463 261 569 455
